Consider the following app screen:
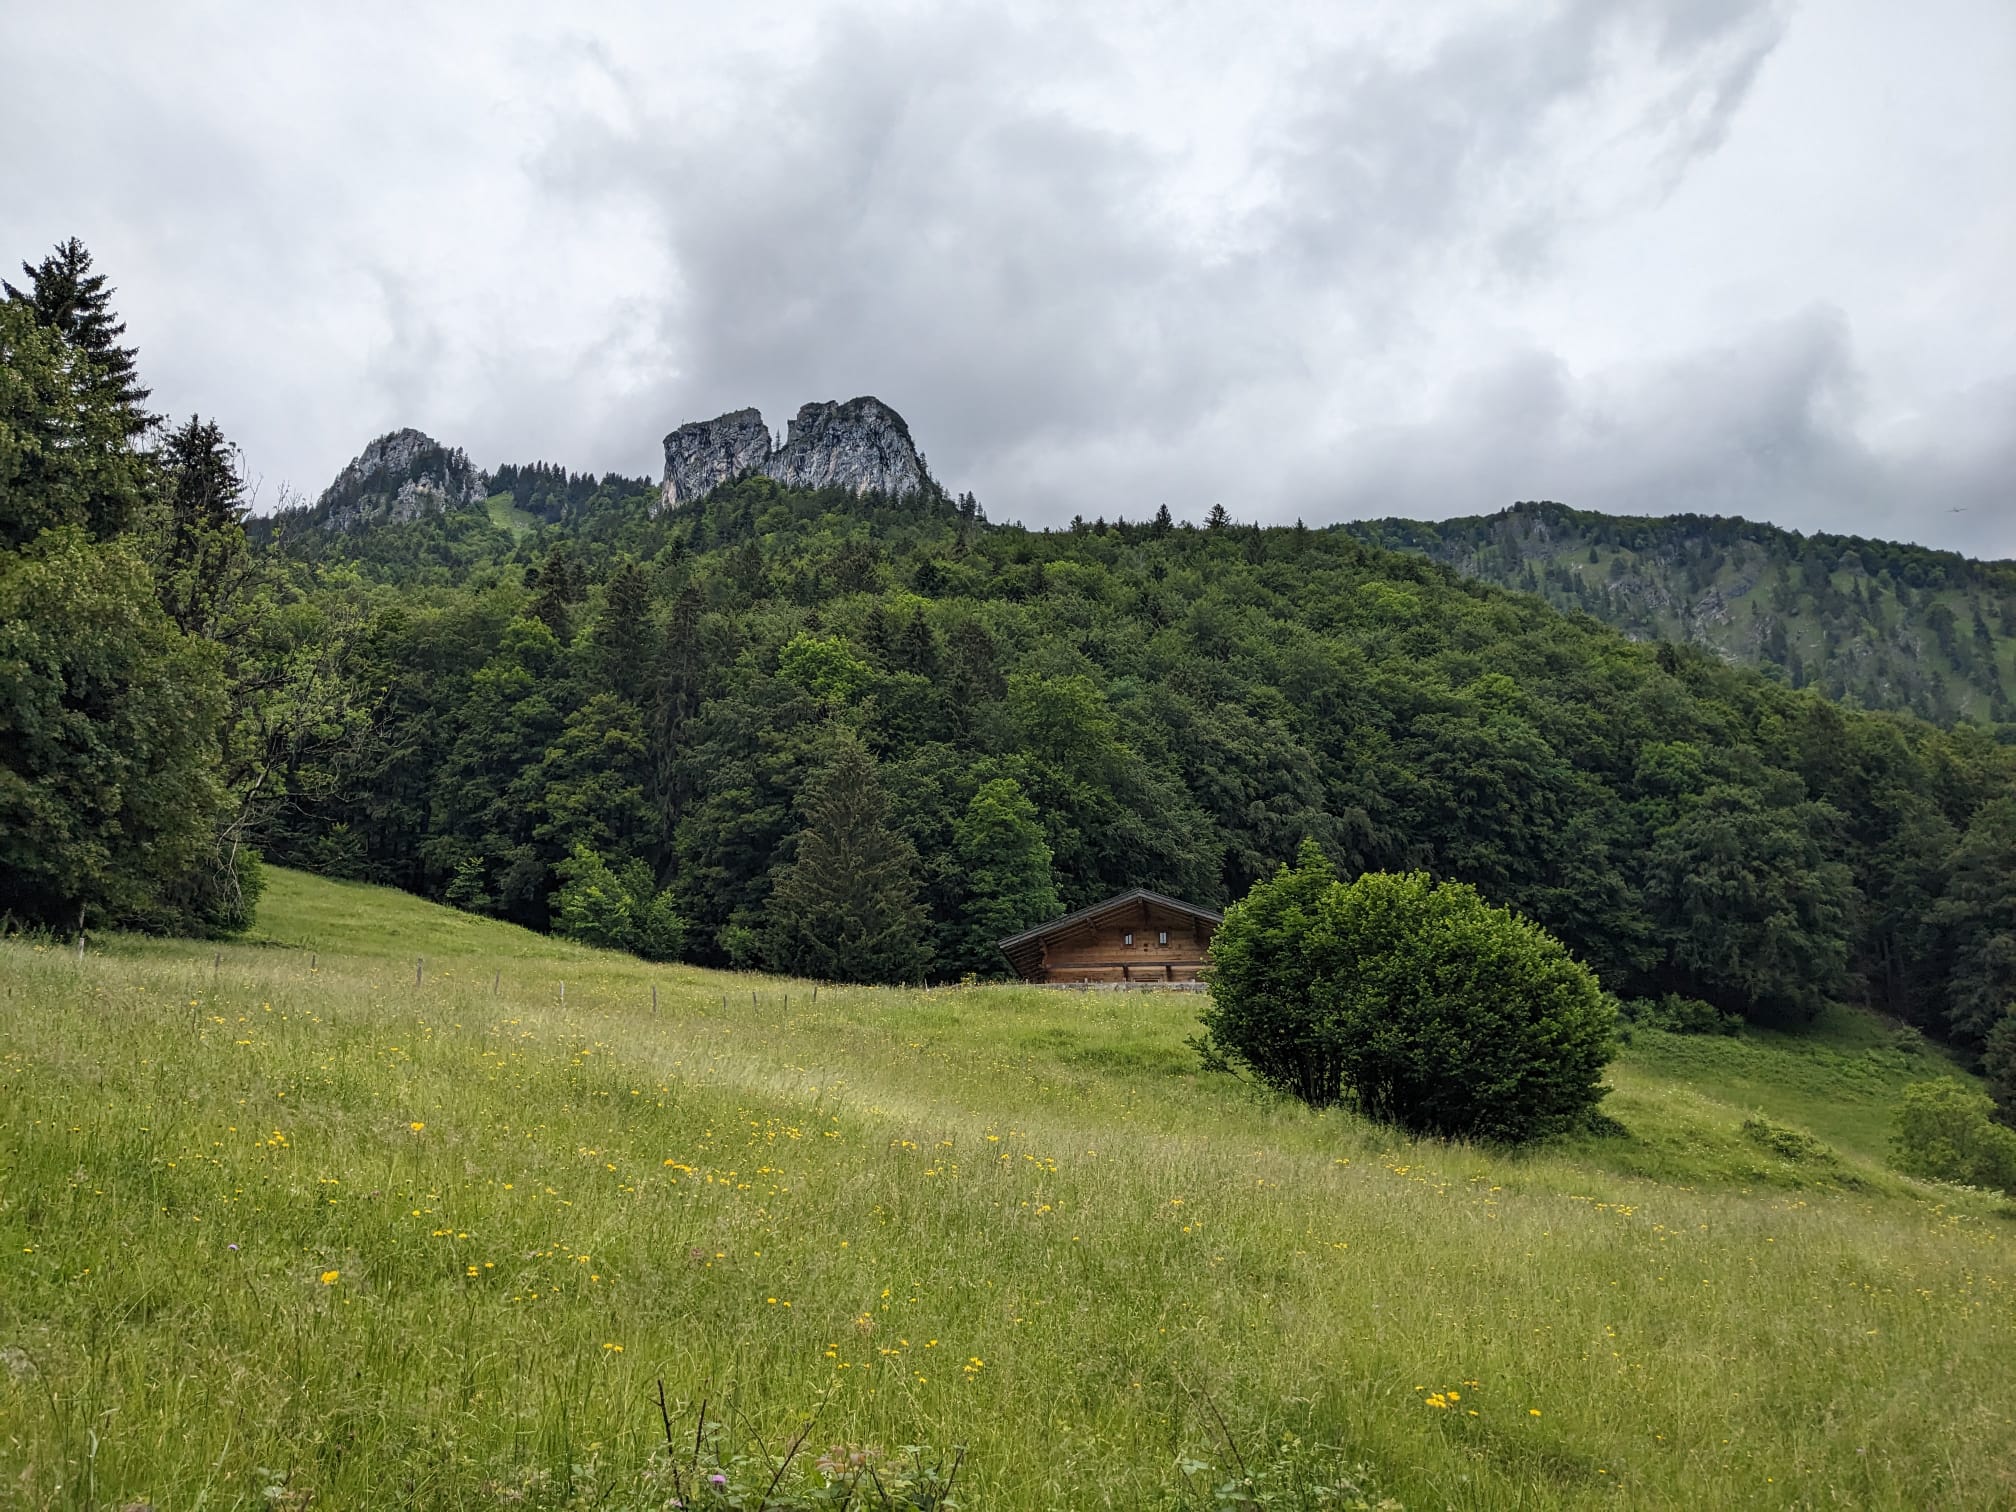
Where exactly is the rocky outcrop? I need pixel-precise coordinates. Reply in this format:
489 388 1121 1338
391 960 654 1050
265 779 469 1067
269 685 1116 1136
767 398 927 497
658 396 927 511
658 407 773 510
313 429 487 532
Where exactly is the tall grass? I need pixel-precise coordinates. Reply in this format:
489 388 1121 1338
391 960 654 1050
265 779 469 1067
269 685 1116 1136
1 869 2011 1508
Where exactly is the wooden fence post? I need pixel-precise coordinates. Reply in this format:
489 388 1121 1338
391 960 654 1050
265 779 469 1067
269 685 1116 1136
652 984 659 1015
416 956 424 987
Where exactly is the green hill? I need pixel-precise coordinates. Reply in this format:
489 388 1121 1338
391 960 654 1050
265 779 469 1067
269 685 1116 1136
2 868 2008 1509
236 474 2016 1077
1346 501 2016 725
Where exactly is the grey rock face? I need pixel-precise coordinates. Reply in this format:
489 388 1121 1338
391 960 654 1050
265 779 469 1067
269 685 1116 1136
658 396 927 511
658 407 774 510
767 398 926 497
316 428 487 532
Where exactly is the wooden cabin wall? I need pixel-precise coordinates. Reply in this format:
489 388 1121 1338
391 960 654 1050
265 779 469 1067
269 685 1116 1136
1036 905 1215 983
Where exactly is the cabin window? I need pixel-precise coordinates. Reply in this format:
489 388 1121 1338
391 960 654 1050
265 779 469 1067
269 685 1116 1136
1123 932 1134 946
1158 930 1168 946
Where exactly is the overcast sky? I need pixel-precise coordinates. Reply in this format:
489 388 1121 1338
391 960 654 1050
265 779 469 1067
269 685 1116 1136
6 1 2012 553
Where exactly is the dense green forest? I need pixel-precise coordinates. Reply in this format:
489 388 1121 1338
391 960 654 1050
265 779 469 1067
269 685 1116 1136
6 241 2016 1107
1350 501 2016 724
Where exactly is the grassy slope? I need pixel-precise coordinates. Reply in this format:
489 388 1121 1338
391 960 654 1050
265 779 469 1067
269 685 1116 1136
484 491 539 537
2 869 2011 1509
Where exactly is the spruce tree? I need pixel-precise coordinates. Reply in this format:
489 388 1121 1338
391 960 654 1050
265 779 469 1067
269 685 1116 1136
591 559 654 702
764 738 928 983
5 238 152 437
648 583 706 833
0 300 147 546
894 607 940 678
156 415 248 637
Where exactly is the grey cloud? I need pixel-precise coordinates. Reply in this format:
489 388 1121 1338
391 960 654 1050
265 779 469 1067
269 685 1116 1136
529 0 1807 505
1261 1 1780 274
0 2 2009 555
1288 309 2016 557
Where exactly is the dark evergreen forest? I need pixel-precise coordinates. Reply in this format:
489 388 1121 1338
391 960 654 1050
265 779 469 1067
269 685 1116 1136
6 240 2016 1109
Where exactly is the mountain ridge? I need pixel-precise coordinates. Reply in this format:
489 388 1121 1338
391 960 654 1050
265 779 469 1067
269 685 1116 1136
269 416 2016 725
1343 500 2016 724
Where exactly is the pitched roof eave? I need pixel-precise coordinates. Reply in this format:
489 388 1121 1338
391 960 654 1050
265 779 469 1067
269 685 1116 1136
996 887 1223 953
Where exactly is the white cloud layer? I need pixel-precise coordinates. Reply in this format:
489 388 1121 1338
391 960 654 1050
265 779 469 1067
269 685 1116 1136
5 0 2012 552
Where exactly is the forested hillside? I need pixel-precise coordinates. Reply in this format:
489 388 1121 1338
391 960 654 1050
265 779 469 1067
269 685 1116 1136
243 463 2016 1084
7 237 2015 1100
1349 501 2016 724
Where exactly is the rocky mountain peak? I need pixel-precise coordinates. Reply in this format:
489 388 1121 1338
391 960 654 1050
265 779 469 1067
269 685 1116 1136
659 396 927 511
313 428 487 532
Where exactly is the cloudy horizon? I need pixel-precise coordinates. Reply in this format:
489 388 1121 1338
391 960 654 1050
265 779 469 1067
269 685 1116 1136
5 1 2012 553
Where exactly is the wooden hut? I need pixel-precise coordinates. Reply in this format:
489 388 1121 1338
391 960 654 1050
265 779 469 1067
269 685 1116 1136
998 888 1222 985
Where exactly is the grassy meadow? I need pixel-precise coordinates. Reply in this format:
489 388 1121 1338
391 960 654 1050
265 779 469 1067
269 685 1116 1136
3 869 2013 1508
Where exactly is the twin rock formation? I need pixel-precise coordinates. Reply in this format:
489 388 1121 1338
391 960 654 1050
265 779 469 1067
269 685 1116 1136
659 396 926 511
309 397 926 530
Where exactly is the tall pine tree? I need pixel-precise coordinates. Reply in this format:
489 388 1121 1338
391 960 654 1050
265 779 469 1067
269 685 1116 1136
0 299 147 546
764 737 928 983
156 415 248 637
6 238 152 438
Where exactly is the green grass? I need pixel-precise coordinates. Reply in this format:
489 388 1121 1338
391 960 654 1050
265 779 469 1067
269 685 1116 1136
484 491 539 537
4 869 2013 1508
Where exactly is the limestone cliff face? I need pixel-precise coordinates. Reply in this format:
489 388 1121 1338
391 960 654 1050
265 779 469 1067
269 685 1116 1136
658 407 773 510
659 396 926 510
768 398 926 496
314 429 487 531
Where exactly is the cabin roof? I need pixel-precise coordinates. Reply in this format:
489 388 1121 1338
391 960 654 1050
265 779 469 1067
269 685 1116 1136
997 888 1223 975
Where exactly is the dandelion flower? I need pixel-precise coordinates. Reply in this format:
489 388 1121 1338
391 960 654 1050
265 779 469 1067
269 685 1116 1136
320 1270 340 1285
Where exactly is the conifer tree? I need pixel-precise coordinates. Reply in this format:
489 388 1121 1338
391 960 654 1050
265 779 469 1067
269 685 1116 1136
591 559 654 702
0 300 147 546
5 238 152 437
156 415 248 637
648 583 706 831
763 738 928 982
894 606 940 678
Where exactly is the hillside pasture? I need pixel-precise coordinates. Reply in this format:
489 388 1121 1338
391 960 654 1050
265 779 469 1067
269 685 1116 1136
2 869 2012 1508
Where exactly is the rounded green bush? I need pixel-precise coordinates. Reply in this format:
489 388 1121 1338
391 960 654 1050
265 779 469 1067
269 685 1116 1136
1890 1079 2016 1194
1201 842 1617 1142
